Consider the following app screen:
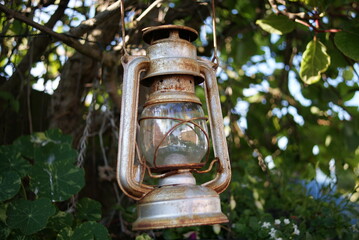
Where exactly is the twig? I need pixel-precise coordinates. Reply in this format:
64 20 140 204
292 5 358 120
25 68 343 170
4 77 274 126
27 39 33 134
135 0 163 22
268 0 342 33
268 0 307 19
0 3 116 67
0 0 69 94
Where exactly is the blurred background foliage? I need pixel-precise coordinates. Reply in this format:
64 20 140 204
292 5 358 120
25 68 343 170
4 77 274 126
0 0 358 239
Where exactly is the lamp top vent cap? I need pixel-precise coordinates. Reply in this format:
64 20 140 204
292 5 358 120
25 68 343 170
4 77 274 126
142 25 198 44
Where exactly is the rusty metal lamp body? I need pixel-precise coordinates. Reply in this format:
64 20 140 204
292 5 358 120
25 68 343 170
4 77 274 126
117 25 231 230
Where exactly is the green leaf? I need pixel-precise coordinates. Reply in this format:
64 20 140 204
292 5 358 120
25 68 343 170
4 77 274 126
28 138 83 201
334 29 359 61
0 221 11 239
136 234 153 240
6 198 56 235
30 159 84 202
56 227 73 240
300 39 331 84
30 129 72 147
13 135 35 159
0 171 21 201
44 129 72 145
71 222 110 240
34 142 77 165
0 145 31 178
256 14 295 35
5 231 40 240
76 198 102 221
47 211 74 232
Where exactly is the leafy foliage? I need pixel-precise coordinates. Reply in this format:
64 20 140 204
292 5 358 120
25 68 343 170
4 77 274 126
0 171 21 202
0 130 109 239
6 198 56 235
76 198 102 222
256 14 295 35
70 222 111 240
30 142 84 201
0 0 358 239
300 39 331 84
334 28 359 62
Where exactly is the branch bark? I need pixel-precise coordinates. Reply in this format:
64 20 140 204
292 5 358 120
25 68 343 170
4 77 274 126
0 0 70 95
0 3 116 67
0 0 125 95
49 1 121 140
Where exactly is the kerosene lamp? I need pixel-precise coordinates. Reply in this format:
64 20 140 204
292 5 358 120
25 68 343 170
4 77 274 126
117 25 231 230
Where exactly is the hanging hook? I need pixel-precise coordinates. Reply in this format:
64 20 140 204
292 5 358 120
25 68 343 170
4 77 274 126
120 0 129 57
211 0 219 70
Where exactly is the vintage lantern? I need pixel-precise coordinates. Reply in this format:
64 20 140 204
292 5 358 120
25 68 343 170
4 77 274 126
117 25 231 230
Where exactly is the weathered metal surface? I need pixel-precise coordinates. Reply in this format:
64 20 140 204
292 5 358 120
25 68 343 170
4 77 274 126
132 184 228 230
142 25 198 44
144 75 201 107
158 171 196 186
141 26 203 86
199 59 231 194
117 25 231 230
116 55 154 200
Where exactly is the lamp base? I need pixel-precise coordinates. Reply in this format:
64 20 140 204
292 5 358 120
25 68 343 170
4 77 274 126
132 184 228 230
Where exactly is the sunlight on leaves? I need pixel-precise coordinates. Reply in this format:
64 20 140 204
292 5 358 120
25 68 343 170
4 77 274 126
30 159 85 202
300 39 331 84
256 14 295 35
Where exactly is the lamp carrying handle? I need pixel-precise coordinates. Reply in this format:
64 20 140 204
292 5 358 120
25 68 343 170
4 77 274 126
117 55 153 200
199 58 231 194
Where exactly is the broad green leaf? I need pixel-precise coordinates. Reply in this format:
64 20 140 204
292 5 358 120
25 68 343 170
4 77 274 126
0 145 31 178
0 221 11 239
47 211 74 232
334 29 359 62
0 171 21 201
44 129 72 145
76 198 102 221
6 198 56 235
56 227 73 240
34 142 77 165
13 135 35 159
300 39 331 84
29 138 83 201
30 159 84 202
256 14 295 35
232 34 261 66
30 129 72 147
71 221 110 240
5 232 40 240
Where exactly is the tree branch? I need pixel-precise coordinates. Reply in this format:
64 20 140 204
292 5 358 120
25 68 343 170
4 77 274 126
68 0 123 38
0 0 70 94
0 3 116 67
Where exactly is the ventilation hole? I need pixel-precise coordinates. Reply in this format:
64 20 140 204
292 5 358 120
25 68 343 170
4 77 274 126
152 31 170 42
179 31 191 41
